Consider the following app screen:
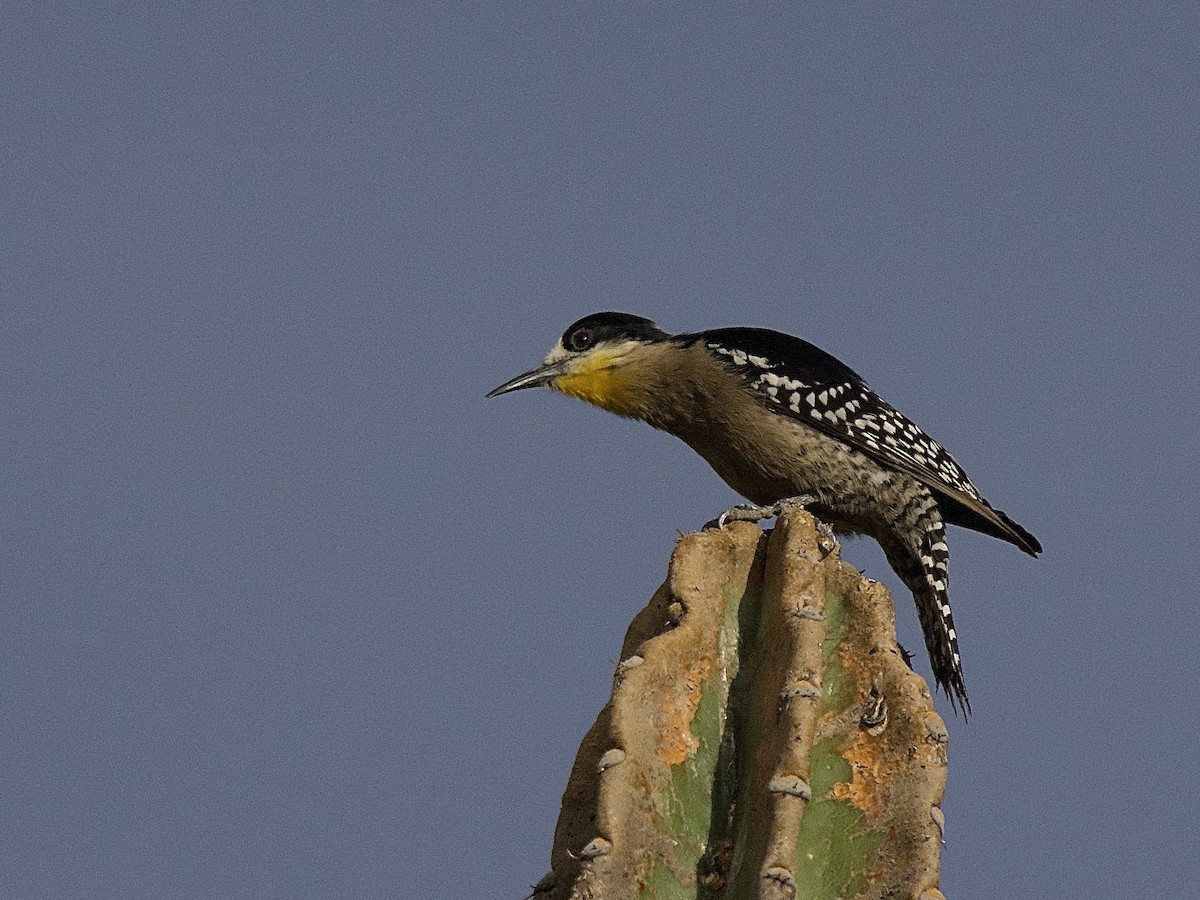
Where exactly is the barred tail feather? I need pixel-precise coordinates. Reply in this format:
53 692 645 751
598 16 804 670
881 513 971 715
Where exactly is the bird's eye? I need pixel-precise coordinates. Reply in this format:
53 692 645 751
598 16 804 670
568 328 594 352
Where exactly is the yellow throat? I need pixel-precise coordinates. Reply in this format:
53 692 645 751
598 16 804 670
550 347 642 418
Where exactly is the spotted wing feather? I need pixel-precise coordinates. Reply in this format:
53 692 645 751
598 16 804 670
690 328 1041 556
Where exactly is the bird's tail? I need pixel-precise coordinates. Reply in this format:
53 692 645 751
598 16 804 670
880 501 971 716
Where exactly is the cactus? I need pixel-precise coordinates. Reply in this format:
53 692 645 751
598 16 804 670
533 511 948 900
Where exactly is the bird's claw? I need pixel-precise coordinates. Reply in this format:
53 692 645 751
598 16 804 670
717 503 779 528
710 495 816 530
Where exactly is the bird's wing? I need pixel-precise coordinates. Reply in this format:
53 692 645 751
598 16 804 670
690 328 1041 555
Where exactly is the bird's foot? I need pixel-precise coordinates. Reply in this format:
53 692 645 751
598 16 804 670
708 495 816 530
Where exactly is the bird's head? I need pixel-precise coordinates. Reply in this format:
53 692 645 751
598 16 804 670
486 312 670 416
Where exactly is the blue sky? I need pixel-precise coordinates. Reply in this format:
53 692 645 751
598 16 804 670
3 4 1198 898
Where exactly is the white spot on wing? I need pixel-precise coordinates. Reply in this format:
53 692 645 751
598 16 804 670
707 336 985 503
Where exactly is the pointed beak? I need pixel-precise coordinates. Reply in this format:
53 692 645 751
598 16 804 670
485 359 569 398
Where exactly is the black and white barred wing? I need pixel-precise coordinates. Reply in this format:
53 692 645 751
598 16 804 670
694 328 1040 555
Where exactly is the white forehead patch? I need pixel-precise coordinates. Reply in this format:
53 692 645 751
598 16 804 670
542 342 570 365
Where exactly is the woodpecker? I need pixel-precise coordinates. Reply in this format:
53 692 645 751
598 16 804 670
487 312 1041 714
